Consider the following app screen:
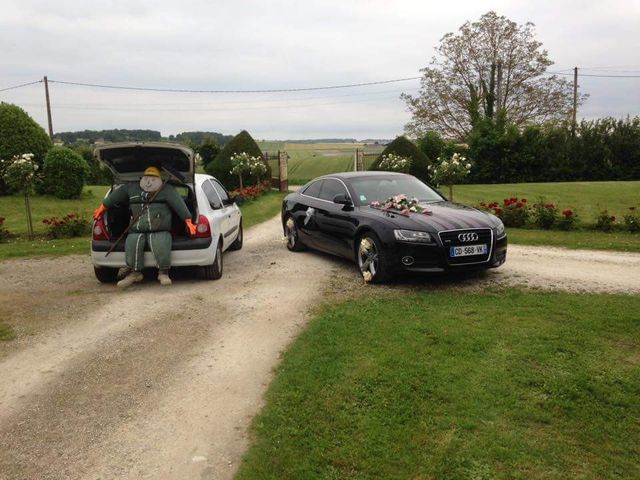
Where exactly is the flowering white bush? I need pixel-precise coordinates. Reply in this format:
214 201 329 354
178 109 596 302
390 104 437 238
378 153 412 173
2 153 38 194
428 153 472 200
230 152 267 189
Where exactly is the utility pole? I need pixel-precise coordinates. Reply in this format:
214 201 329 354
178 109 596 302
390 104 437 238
496 60 503 111
43 76 53 138
572 67 578 135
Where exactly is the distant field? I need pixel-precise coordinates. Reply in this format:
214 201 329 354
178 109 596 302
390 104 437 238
279 143 383 183
454 181 640 222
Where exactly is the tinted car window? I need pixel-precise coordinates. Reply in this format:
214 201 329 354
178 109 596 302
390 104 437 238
302 180 322 198
319 178 348 202
202 180 222 209
212 180 229 203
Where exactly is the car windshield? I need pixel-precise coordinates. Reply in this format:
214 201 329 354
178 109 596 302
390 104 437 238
350 175 444 205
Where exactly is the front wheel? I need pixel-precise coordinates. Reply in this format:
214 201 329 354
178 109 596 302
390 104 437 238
94 266 119 283
284 215 305 252
203 241 223 280
357 233 391 283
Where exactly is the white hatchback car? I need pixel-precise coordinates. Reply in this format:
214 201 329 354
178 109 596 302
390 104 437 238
91 143 242 283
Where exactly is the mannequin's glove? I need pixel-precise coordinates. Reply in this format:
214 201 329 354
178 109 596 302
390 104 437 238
185 218 197 236
93 204 107 220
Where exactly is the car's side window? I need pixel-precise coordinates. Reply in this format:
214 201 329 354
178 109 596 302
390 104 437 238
302 180 323 198
212 180 230 205
318 178 348 202
202 180 222 209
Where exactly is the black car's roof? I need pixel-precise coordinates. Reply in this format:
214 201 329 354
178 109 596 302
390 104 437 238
317 171 409 181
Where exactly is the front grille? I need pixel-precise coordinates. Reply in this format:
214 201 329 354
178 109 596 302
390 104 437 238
438 228 493 265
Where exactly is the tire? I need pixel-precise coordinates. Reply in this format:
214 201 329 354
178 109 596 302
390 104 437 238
94 266 119 283
284 215 306 252
356 232 391 283
229 221 243 251
203 241 223 280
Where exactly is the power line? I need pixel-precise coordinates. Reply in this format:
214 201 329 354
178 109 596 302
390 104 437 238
0 79 42 92
547 70 640 78
47 76 421 93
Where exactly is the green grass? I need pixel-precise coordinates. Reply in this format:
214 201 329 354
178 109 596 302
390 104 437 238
454 181 640 222
0 323 16 341
0 187 288 260
237 289 640 480
238 190 288 229
507 228 640 252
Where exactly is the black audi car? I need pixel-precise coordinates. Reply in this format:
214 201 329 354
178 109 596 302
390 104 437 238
281 172 507 282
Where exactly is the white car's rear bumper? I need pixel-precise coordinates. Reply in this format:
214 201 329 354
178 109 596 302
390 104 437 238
91 241 217 268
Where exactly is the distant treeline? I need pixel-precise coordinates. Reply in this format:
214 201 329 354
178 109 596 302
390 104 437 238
54 129 233 146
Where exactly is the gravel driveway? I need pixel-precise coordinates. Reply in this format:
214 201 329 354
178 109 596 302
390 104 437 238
1 220 638 479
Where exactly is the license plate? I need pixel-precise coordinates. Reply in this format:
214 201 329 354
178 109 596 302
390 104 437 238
450 244 487 257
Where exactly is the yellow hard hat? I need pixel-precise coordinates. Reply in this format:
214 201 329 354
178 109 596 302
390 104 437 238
143 166 161 177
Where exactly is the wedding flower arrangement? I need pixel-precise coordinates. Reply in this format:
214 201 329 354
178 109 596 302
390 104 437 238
378 153 412 173
369 194 432 216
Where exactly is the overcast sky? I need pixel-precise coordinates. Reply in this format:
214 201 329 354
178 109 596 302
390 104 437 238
1 0 639 139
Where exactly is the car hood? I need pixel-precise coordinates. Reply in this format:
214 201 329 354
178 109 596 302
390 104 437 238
95 142 194 185
363 201 498 231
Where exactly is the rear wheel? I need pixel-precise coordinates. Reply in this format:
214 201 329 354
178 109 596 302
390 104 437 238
357 233 391 283
203 241 223 280
229 221 243 250
94 266 119 283
284 215 305 252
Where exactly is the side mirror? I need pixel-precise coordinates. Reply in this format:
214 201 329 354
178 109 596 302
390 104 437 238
333 193 352 206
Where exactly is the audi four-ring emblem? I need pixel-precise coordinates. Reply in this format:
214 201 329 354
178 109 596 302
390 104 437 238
458 232 479 242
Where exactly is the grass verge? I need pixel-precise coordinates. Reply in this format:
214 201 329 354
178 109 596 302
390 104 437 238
0 323 16 341
237 288 640 479
239 190 288 229
507 228 640 252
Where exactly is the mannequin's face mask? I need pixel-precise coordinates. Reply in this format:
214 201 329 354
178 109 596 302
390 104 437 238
140 175 162 193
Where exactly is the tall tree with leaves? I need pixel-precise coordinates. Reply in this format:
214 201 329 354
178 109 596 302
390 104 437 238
403 11 585 139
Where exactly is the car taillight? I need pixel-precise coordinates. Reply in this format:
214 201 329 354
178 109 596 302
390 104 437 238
193 215 211 238
93 217 110 241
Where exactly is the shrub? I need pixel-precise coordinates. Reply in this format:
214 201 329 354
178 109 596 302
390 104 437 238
0 217 11 242
230 152 268 189
196 137 221 169
41 147 90 199
624 207 640 233
229 181 270 203
377 153 412 173
0 103 52 194
416 131 446 161
594 210 617 232
478 197 529 227
369 136 430 182
205 130 269 189
42 213 90 239
531 199 559 229
558 209 579 230
71 143 112 185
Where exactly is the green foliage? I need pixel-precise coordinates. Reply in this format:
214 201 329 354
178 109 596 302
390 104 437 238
624 208 640 233
469 116 640 183
531 198 559 229
195 137 221 168
595 210 617 232
42 213 91 238
369 136 430 182
205 130 269 189
558 209 578 230
417 130 446 161
54 129 162 144
0 322 15 341
0 216 11 242
170 131 233 146
0 103 52 194
70 143 112 185
42 147 90 199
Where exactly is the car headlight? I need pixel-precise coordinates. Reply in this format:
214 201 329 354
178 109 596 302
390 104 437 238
393 229 434 243
496 221 505 237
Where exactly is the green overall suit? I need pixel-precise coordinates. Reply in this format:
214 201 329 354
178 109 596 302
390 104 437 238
102 183 192 271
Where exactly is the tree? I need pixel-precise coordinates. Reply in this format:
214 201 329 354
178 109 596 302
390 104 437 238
0 103 52 194
369 136 430 182
196 137 221 169
402 11 585 139
205 130 269 189
41 147 90 199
